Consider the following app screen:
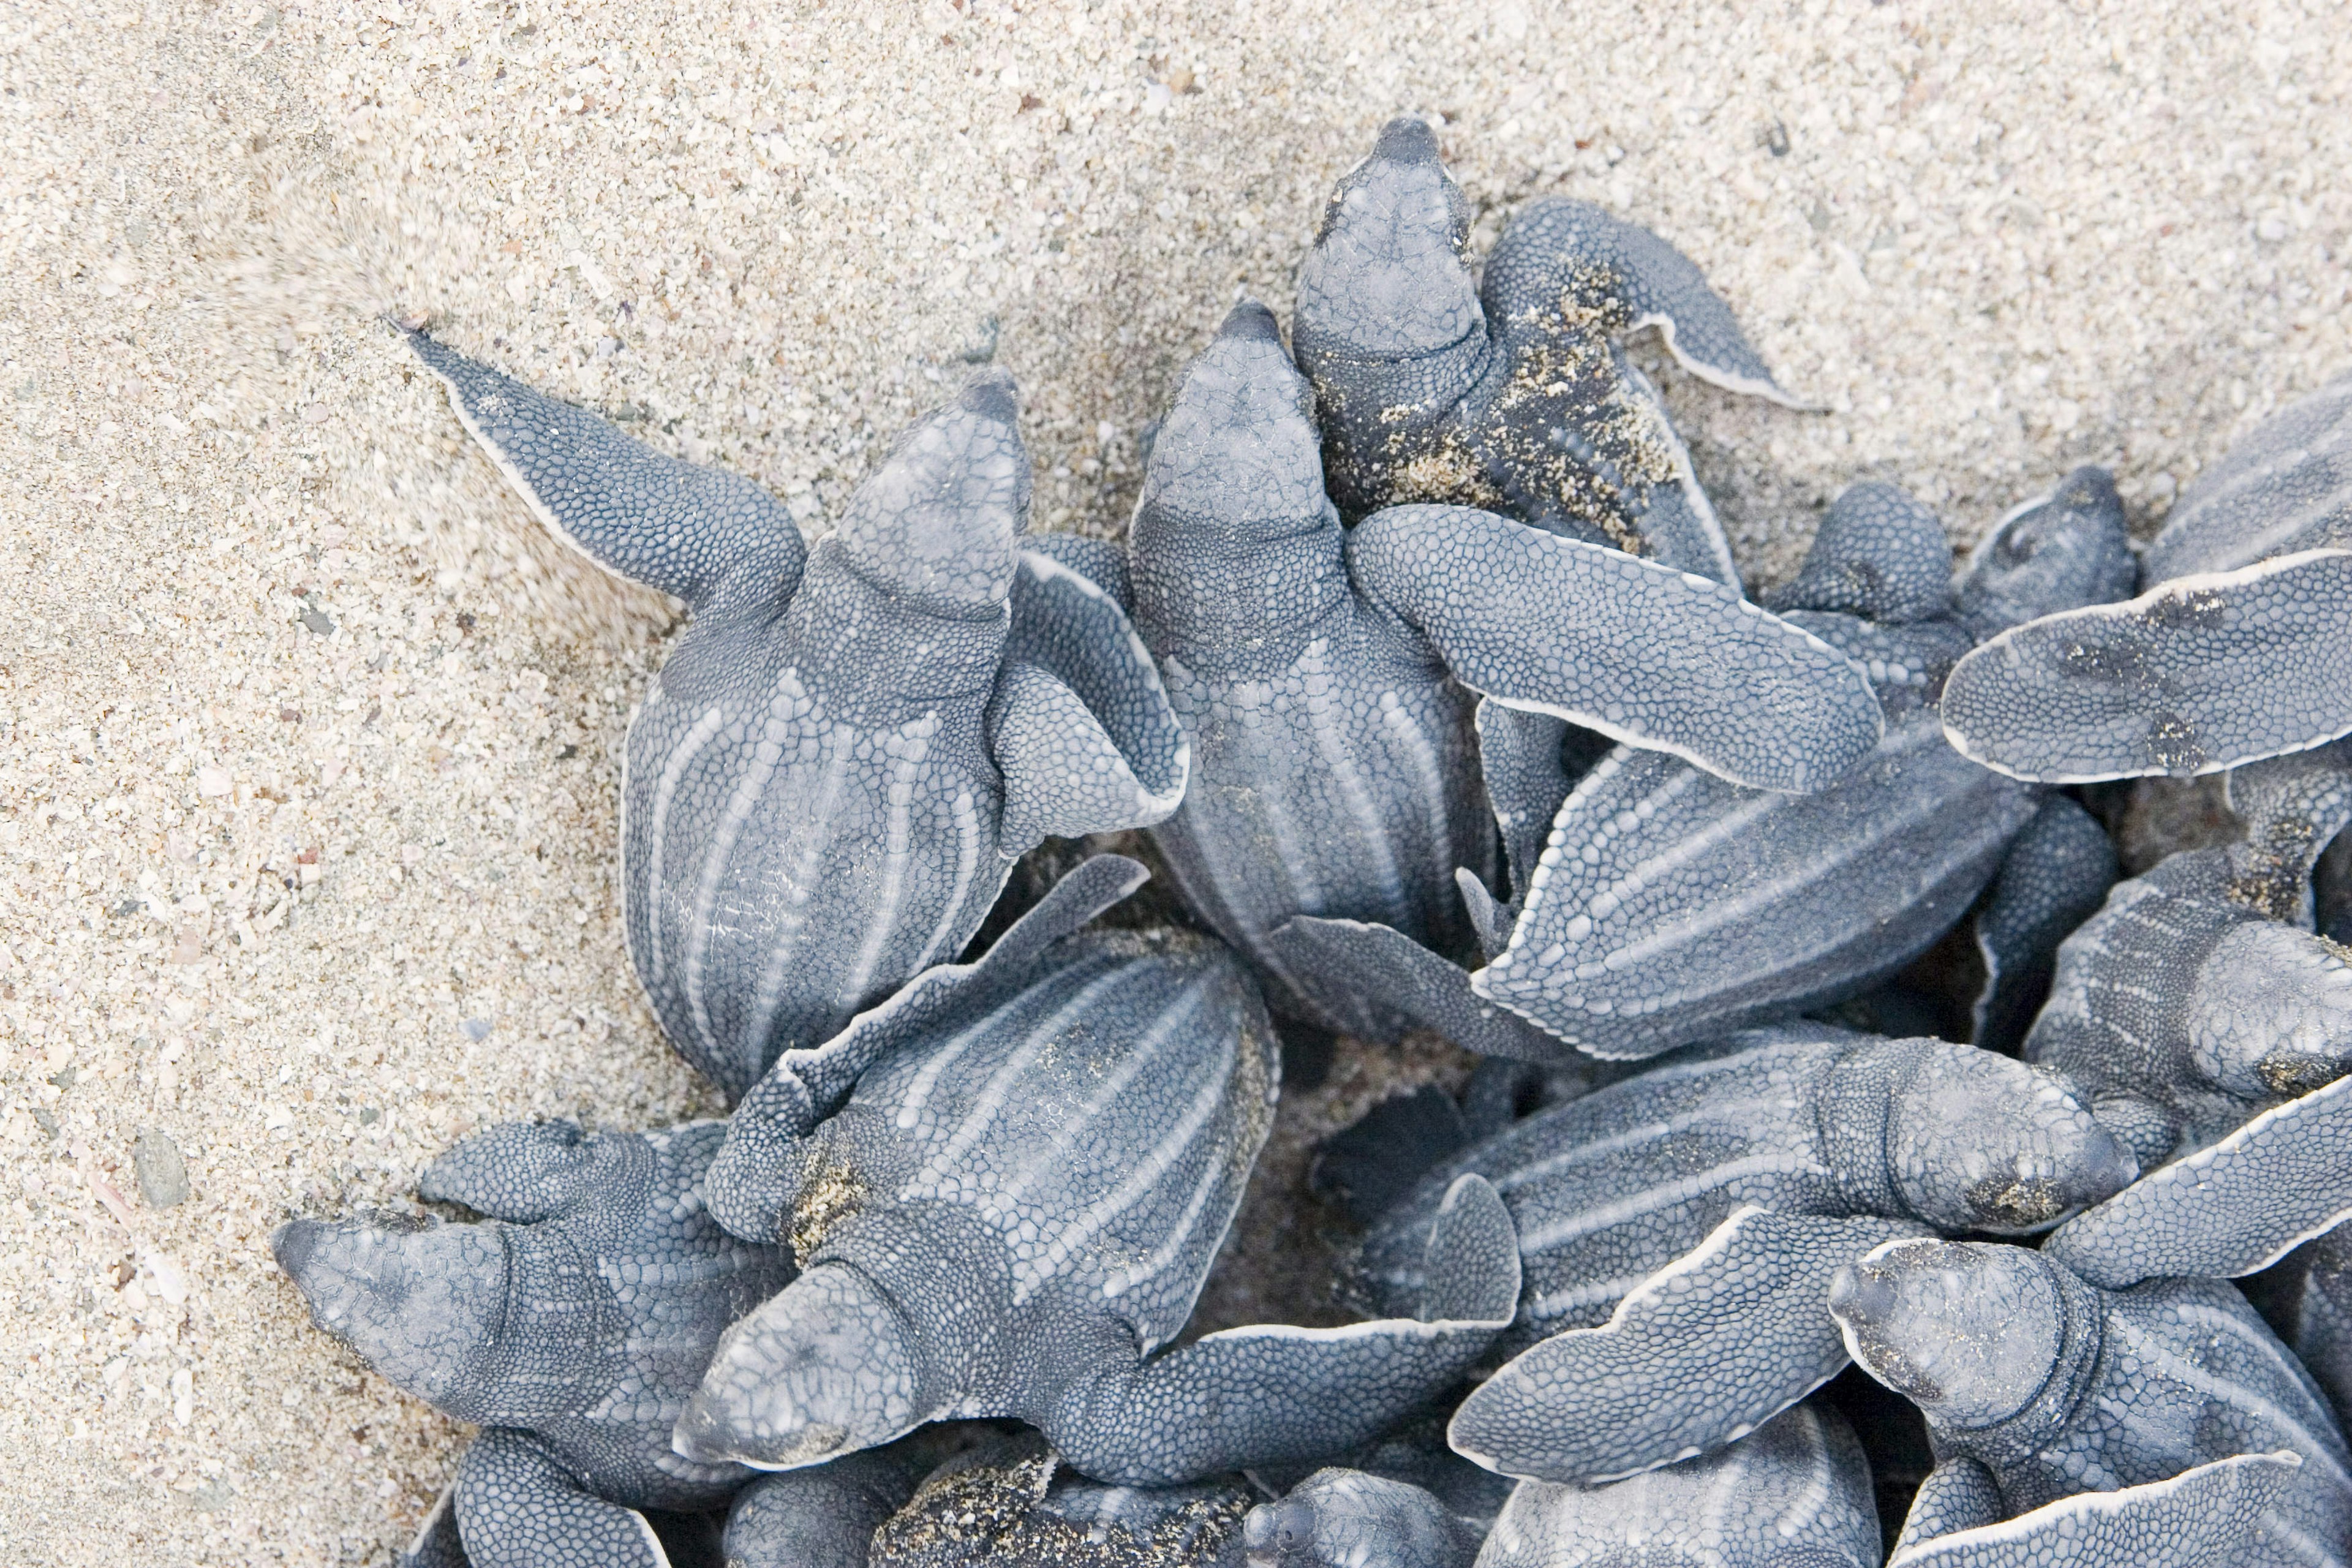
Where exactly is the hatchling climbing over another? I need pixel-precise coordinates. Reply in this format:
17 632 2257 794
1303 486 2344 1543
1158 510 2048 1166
1128 299 1883 1041
410 333 1187 1100
676 856 1524 1487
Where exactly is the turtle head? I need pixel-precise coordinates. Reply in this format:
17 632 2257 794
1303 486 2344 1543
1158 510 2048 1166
2186 921 2352 1105
835 367 1029 615
271 1215 504 1419
1954 466 2137 638
674 1261 924 1470
1244 1469 1466 1568
1828 1238 2068 1430
1883 1044 2138 1233
1767 481 1956 625
1294 116 1480 362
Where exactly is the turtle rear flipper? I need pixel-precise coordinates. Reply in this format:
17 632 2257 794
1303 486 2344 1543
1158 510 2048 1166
1264 913 1578 1065
1885 1451 2304 1568
1447 1207 1930 1483
2045 1074 2352 1289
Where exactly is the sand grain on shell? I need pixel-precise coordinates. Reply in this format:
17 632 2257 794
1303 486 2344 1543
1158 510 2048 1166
2 1 2348 1562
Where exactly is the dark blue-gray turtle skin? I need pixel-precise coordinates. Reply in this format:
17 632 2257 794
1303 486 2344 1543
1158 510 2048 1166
869 1431 1256 1567
1472 1400 1882 1568
271 1120 797 1568
1243 1412 1514 1568
722 1442 932 1568
673 856 1523 1487
1341 1022 2132 1483
1943 370 2352 783
1466 470 2134 1063
1130 300 1884 1039
1830 1238 2352 1568
2285 1222 2352 1436
409 332 1187 1101
1293 116 1805 578
2023 741 2352 1292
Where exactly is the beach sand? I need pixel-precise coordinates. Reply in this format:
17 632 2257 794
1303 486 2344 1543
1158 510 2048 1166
2 0 2346 1559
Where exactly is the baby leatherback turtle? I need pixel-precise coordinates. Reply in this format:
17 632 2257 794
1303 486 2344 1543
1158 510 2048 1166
1341 1022 2132 1482
1830 1237 2352 1567
1474 1401 1881 1568
273 1119 796 1568
411 334 1187 1099
674 856 1522 1486
1294 116 1806 578
1942 370 2352 783
1242 1412 1512 1568
1282 473 2130 1066
2022 740 2352 1290
1129 300 1883 1043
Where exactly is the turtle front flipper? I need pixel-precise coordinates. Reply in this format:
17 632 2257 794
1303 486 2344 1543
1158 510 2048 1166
1968 795 2119 1056
707 855 1150 1242
448 1430 675 1568
415 1118 606 1223
1891 1458 2004 1551
1942 548 2352 783
2044 1073 2352 1289
1447 1207 1930 1483
1035 1174 1521 1487
1344 504 1882 794
405 328 804 617
1263 913 1577 1063
1885 1453 2305 1568
987 551 1188 856
1480 196 1807 411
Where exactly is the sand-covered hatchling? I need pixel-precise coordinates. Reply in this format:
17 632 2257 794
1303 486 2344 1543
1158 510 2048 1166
411 335 1188 1100
2017 740 2352 1292
1337 1022 2132 1482
673 856 1523 1486
1472 1400 1882 1568
1943 371 2352 783
272 1120 796 1568
1830 1237 2352 1567
1284 471 2132 1068
1129 300 1883 1045
1293 116 1805 576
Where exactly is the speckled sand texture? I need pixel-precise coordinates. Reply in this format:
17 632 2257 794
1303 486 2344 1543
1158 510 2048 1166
2 1 2348 1561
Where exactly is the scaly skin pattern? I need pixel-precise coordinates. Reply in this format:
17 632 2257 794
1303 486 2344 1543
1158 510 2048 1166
1243 1468 1482 1568
1833 1239 2352 1567
273 1121 796 1564
1475 472 2136 1062
1355 1025 2131 1358
1132 302 1881 1035
1472 1401 1880 1568
1292 116 1801 580
1942 372 2352 783
409 334 1185 1100
677 859 1522 1487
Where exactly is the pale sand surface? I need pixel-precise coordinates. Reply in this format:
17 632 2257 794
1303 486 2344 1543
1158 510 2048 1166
2 0 2348 1560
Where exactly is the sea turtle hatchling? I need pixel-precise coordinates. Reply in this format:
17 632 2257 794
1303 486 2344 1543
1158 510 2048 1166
1242 1415 1512 1568
1341 1022 2133 1483
1279 471 2130 1065
1129 300 1883 1044
673 855 1523 1487
1293 116 1807 578
2024 740 2352 1291
1829 1237 2352 1567
1472 1400 1882 1568
1942 370 2352 783
409 335 1188 1101
271 1120 796 1568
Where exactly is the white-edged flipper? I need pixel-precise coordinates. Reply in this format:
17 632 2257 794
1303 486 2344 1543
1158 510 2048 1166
405 327 803 616
1264 913 1578 1064
2043 1074 2352 1289
1885 1452 2304 1568
1447 1207 1929 1483
1039 1174 1520 1487
1942 549 2352 783
1346 505 1881 794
